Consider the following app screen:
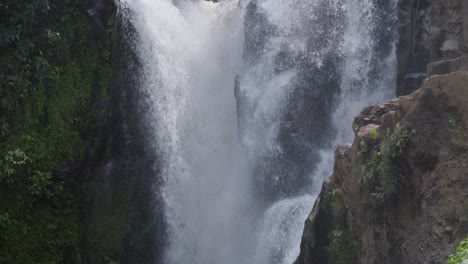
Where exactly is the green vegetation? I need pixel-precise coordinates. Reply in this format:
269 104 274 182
327 225 359 264
448 117 468 150
321 187 359 263
322 187 346 216
369 127 379 140
358 139 369 156
448 238 468 264
353 123 360 132
0 0 113 263
359 124 409 202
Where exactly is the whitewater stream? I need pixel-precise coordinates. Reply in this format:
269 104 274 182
117 0 397 263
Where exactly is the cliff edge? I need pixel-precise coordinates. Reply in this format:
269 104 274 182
296 72 468 264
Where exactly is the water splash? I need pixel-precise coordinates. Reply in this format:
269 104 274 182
120 1 252 263
253 195 316 264
118 0 398 263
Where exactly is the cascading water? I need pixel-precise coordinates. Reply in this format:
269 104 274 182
119 1 253 263
117 0 397 263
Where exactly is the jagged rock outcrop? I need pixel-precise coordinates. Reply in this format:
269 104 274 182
297 72 468 264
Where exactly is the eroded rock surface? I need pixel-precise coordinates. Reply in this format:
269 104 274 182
297 72 468 264
397 0 468 95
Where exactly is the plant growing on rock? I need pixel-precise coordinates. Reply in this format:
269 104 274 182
322 188 345 215
359 124 409 202
370 127 379 140
0 0 114 262
327 225 359 264
448 238 468 264
448 118 468 150
0 149 29 184
358 139 369 156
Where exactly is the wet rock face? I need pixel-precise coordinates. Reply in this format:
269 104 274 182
296 72 468 264
397 0 468 95
398 72 428 96
87 0 115 35
83 12 166 264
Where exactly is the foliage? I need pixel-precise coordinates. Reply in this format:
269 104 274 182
0 0 113 263
327 225 359 264
360 124 409 201
322 188 345 216
0 149 29 184
370 127 378 140
448 238 468 264
358 139 368 156
353 123 360 132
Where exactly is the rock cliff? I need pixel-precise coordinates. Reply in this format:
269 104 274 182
296 1 468 263
296 71 468 263
398 0 468 95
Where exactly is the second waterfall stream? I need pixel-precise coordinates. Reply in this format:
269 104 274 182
118 0 397 263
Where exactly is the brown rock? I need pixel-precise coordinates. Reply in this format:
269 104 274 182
427 56 468 75
296 72 468 264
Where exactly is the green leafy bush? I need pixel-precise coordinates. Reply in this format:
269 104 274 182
448 238 468 264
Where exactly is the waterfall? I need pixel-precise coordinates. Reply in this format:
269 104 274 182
118 0 397 263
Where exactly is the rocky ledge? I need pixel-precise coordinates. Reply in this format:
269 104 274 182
296 72 468 264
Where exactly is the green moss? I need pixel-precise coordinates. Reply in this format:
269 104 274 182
322 188 346 216
369 127 379 140
99 63 113 98
327 225 359 264
0 201 80 264
84 182 133 263
0 0 114 263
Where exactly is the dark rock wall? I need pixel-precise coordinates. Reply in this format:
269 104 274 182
81 3 166 264
397 0 468 95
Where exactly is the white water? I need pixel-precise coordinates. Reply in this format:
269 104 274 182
119 0 397 263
